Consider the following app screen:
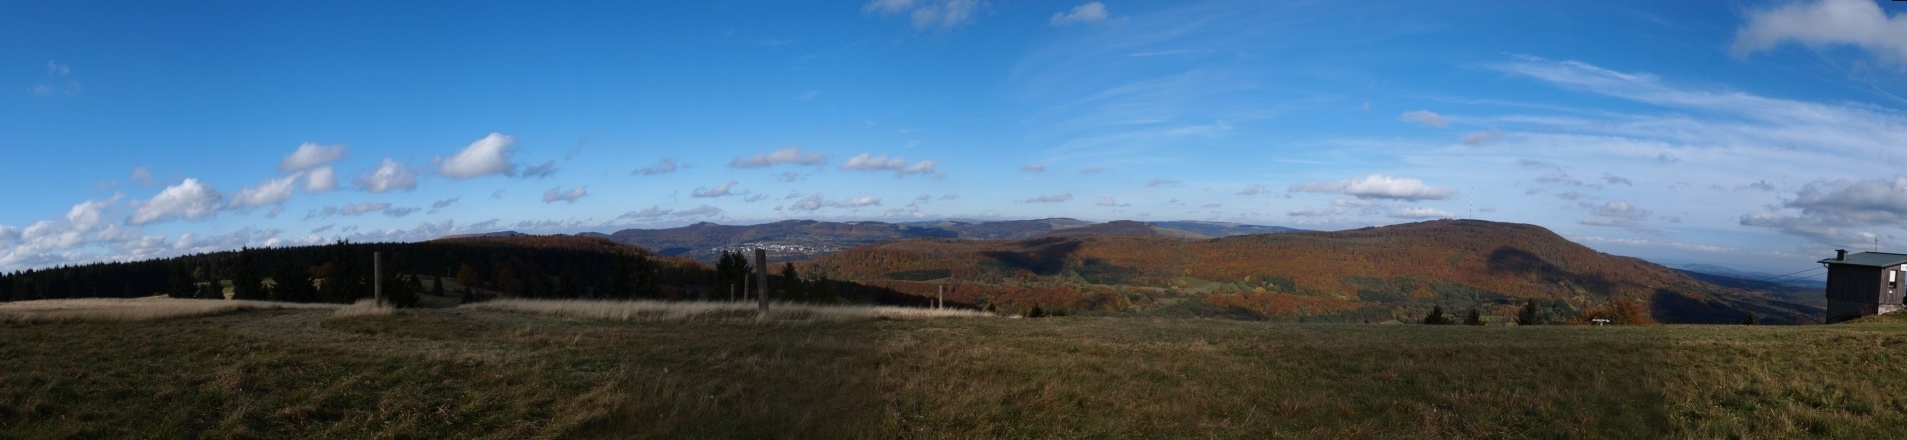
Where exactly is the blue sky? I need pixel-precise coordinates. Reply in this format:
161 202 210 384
5 0 1907 275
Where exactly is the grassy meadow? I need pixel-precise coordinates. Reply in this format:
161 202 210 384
2 299 1905 438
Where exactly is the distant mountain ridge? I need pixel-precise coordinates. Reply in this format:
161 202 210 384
800 219 1822 324
580 218 1307 263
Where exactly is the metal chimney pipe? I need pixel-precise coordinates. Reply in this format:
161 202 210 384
1837 249 1848 261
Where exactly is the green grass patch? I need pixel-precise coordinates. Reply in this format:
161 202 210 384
3 308 1907 437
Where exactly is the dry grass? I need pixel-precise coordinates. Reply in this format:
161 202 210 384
0 296 335 323
461 298 993 323
328 299 396 318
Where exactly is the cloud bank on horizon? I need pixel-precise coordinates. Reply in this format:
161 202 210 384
4 0 1907 274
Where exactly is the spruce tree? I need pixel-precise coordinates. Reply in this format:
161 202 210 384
230 248 267 300
1515 299 1543 326
1423 305 1455 325
432 276 446 297
1463 308 1484 326
780 262 803 303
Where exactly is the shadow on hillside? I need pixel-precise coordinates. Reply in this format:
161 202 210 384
980 238 1081 276
1486 247 1615 293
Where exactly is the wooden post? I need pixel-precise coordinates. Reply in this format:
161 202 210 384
938 285 944 310
373 251 383 306
730 283 736 302
755 248 769 313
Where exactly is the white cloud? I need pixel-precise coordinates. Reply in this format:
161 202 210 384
1389 207 1455 219
543 186 589 203
1237 184 1265 196
842 153 938 176
635 158 679 176
675 205 724 218
1022 193 1073 203
692 180 739 198
227 175 298 209
431 198 459 210
305 166 337 192
843 196 881 207
1400 110 1448 128
730 147 827 168
863 0 990 32
0 225 18 248
128 179 222 225
1146 179 1181 187
1051 2 1109 26
1731 0 1907 67
1021 163 1047 172
66 197 115 233
279 142 346 172
357 159 418 193
439 132 519 179
1079 167 1108 174
1096 197 1129 207
1290 175 1456 201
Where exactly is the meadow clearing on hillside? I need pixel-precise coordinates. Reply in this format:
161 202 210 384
1 305 1905 438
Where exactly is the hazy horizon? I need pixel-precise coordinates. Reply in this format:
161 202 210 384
6 0 1907 275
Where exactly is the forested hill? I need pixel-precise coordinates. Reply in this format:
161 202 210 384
585 218 1306 263
0 235 940 308
802 219 1822 324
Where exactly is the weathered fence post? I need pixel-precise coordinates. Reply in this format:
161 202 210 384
755 248 769 314
938 284 944 310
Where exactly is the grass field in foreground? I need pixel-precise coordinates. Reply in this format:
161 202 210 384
2 304 1906 438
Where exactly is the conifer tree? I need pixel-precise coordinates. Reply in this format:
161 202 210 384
1515 299 1544 326
230 248 267 300
1423 305 1455 325
1463 308 1484 326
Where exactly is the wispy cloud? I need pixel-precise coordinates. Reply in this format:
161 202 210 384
1021 193 1073 203
842 153 938 176
863 0 990 32
635 158 679 176
1400 110 1448 128
730 147 827 168
543 186 589 204
691 180 739 198
1050 2 1111 26
1290 175 1454 201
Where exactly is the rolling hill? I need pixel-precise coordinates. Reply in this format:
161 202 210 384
585 218 1307 263
801 219 1822 324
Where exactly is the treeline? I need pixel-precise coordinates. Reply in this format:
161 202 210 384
0 236 944 308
